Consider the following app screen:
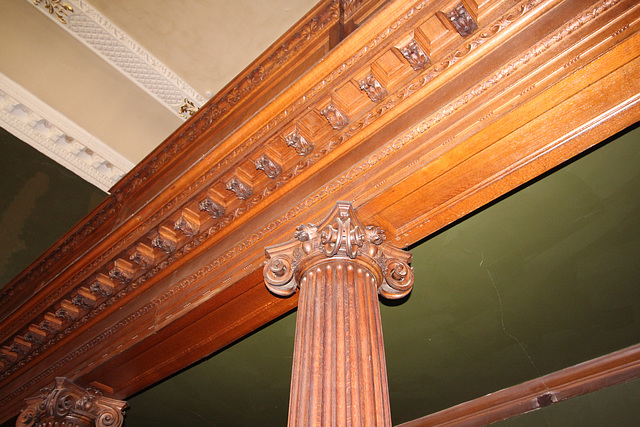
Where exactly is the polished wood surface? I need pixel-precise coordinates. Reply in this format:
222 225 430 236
264 202 413 425
399 343 640 426
1 0 639 423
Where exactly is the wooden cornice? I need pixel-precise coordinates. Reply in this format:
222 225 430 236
2 0 640 422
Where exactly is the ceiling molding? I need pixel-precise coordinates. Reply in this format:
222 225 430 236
28 0 207 120
0 72 133 192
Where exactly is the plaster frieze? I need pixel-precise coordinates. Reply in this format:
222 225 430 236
28 0 206 119
0 72 132 191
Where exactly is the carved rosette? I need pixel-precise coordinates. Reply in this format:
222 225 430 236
264 201 413 299
17 377 127 427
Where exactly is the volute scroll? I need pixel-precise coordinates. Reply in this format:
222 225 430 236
263 201 414 299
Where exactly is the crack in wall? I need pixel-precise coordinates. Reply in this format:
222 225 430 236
483 256 551 392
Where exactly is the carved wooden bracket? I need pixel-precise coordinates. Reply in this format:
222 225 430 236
320 103 349 130
446 3 478 37
264 201 413 299
284 128 314 156
198 196 225 219
359 73 387 102
254 154 282 178
16 377 126 427
397 38 430 70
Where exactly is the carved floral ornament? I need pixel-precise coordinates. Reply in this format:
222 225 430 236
17 377 126 427
264 201 414 299
32 0 74 25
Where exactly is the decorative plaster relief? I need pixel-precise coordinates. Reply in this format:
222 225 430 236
32 0 74 24
26 0 206 119
0 73 132 192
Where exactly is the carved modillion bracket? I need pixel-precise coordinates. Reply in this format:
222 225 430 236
130 244 155 269
174 209 200 237
226 176 253 200
255 153 282 178
320 103 349 130
358 73 387 102
199 196 225 219
90 274 116 297
17 377 127 427
151 229 178 254
263 201 414 299
284 127 314 156
109 259 134 283
396 36 431 71
446 3 478 37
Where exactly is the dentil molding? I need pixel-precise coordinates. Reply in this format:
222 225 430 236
0 72 133 192
28 0 207 119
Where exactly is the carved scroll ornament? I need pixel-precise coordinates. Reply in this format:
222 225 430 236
17 377 126 427
263 201 413 299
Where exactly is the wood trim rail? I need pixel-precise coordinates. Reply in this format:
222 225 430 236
1 0 639 423
399 343 640 426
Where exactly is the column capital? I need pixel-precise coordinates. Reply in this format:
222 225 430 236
17 377 127 427
264 201 413 299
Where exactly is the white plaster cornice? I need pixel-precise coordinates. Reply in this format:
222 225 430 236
28 0 206 119
0 72 133 192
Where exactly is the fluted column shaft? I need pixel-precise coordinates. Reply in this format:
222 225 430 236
264 202 414 427
290 259 390 426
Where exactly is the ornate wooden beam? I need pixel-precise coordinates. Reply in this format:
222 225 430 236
1 0 639 423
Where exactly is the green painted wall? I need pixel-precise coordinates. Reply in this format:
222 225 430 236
0 126 106 287
123 123 639 426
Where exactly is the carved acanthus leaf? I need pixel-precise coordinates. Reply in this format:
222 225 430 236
264 201 413 299
16 377 127 427
151 234 177 254
199 197 225 219
320 103 349 130
285 129 314 156
447 4 478 37
358 74 387 102
174 215 199 237
255 154 282 178
397 39 430 70
226 177 253 200
108 261 134 283
130 245 155 269
71 294 95 310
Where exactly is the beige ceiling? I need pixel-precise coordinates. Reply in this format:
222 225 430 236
0 0 317 169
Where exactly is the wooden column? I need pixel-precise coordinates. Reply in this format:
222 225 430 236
16 377 126 427
264 201 413 426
